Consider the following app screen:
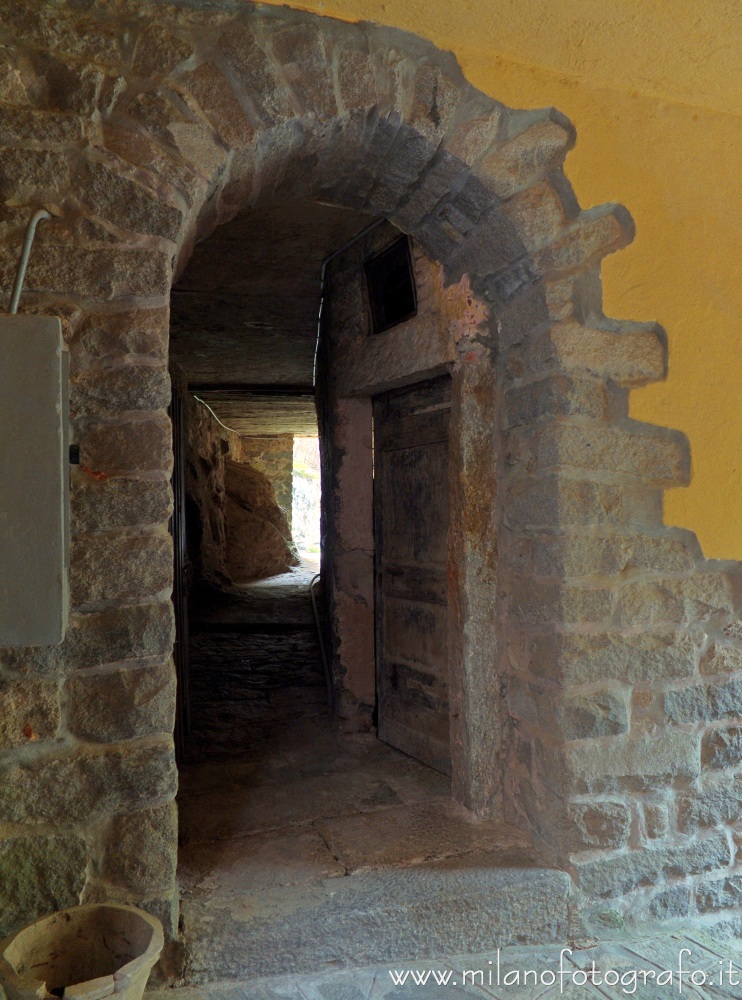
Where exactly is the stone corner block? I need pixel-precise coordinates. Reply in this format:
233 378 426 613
101 800 178 895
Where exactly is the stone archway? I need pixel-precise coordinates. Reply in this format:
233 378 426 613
0 0 740 956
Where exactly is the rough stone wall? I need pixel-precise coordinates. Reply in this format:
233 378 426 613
0 0 739 946
224 459 298 582
0 302 179 954
498 280 742 932
238 435 295 528
182 386 240 586
183 390 297 585
319 224 490 747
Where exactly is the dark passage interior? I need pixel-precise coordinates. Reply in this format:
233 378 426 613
168 199 550 983
169 200 369 760
185 567 326 758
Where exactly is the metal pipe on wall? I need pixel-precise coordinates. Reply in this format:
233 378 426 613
8 209 51 314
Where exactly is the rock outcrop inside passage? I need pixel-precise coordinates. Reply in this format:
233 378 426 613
225 460 298 583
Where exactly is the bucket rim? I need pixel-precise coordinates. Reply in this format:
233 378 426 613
0 903 164 998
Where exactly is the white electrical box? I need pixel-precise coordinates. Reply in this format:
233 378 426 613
0 315 69 645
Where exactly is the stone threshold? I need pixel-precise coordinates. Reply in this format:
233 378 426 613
149 931 742 999
177 716 569 983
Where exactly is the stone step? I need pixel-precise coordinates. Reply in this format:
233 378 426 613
191 573 319 627
187 627 327 758
181 853 572 982
145 931 742 1000
189 629 323 684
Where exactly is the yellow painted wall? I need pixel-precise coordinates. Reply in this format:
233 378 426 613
273 0 742 560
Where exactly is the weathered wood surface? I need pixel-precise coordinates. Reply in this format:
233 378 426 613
373 375 452 775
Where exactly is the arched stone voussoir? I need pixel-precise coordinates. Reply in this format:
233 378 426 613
443 98 508 170
266 113 381 208
91 4 590 301
532 202 634 277
109 85 230 186
474 106 577 201
390 151 491 239
403 59 467 144
362 123 444 218
211 16 297 127
99 121 208 211
169 59 258 151
430 173 580 289
401 106 572 259
198 9 491 218
477 202 634 309
325 17 460 126
267 20 339 120
498 179 579 257
129 20 198 80
363 19 468 117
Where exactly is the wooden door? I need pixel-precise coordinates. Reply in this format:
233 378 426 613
373 375 452 775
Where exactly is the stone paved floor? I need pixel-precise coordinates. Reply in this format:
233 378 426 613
177 714 562 983
173 709 742 998
149 932 742 998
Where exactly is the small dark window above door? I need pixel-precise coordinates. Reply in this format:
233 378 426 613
364 235 417 334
